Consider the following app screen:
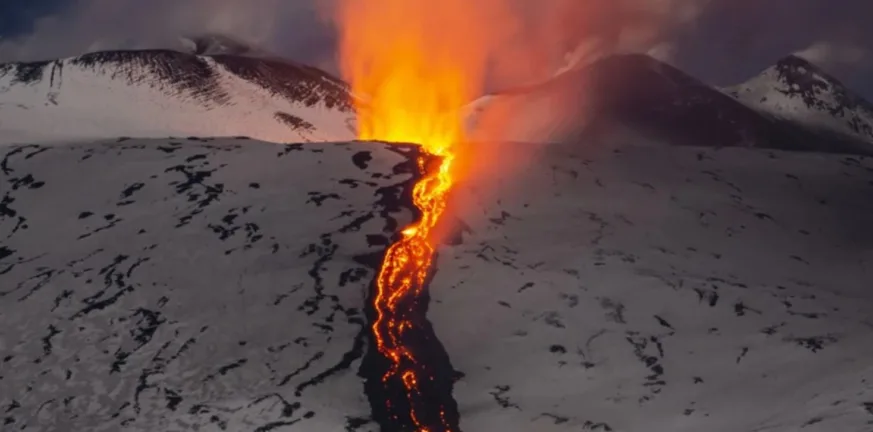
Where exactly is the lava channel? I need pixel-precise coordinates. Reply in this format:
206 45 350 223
332 0 494 428
359 148 461 432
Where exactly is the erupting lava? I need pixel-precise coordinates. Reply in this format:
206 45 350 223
334 0 515 430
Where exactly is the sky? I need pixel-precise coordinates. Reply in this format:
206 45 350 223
0 0 871 98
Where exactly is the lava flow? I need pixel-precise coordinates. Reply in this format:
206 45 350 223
334 0 512 430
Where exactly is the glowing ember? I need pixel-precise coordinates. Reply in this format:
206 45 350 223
333 0 511 430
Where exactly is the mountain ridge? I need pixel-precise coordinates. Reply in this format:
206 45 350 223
2 47 873 156
0 49 355 144
468 52 873 156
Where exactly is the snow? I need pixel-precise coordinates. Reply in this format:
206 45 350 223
726 57 873 145
430 140 873 431
0 53 356 146
2 46 873 431
0 138 419 431
3 134 871 431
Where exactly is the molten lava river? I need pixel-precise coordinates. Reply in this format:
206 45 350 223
351 66 461 430
367 138 457 432
334 0 500 429
359 88 459 431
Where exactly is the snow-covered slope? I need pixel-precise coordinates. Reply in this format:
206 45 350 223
726 55 873 145
0 50 356 145
433 140 873 431
0 138 422 431
3 135 872 431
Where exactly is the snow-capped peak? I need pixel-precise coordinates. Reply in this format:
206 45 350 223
726 55 873 143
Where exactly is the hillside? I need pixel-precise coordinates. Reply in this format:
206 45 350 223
468 54 873 156
726 54 873 145
2 137 871 431
0 50 355 144
0 138 422 431
434 138 873 431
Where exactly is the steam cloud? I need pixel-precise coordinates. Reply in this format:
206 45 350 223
0 0 870 93
794 41 868 71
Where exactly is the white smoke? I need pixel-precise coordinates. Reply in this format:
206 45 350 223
794 41 868 70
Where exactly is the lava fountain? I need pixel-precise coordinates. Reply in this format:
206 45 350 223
333 0 517 430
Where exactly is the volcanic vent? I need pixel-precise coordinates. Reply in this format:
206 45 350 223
358 148 462 431
331 0 512 429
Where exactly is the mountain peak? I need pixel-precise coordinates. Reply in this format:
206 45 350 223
775 54 825 72
726 54 873 143
771 54 853 100
473 51 872 155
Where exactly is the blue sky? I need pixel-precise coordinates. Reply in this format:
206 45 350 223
0 0 871 98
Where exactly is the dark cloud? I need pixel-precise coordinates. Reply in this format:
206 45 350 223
0 0 335 68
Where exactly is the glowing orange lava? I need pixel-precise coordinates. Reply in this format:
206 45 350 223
333 0 512 429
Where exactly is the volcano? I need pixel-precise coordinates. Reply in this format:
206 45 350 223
469 54 873 156
1 47 873 432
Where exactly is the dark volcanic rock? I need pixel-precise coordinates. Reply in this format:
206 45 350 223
211 54 351 111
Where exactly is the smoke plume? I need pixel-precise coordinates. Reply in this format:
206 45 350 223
0 0 718 83
0 0 870 95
